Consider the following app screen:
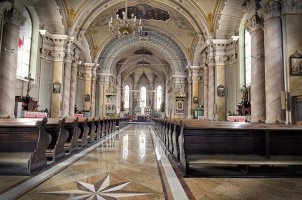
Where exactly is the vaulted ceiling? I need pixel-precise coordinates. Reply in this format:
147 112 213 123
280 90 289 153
19 0 246 86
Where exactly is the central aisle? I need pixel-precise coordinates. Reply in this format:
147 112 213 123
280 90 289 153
19 125 166 199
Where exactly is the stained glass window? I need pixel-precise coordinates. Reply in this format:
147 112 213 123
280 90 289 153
140 86 146 107
156 85 162 110
124 85 130 109
17 9 32 79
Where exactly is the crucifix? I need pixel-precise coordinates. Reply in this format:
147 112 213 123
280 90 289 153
24 73 34 97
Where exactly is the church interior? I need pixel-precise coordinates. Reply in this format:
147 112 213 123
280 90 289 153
0 0 302 199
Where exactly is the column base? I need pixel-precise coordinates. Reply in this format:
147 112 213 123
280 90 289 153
0 115 14 119
265 120 285 124
251 119 266 123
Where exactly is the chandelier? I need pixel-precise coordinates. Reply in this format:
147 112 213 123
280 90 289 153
109 0 142 36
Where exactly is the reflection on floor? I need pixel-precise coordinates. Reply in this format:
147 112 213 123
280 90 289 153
17 125 165 199
0 124 301 200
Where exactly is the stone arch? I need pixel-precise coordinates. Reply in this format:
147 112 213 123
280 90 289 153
20 0 66 34
69 0 210 41
98 32 187 75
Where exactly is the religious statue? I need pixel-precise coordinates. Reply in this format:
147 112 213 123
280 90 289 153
148 97 152 107
237 85 251 116
24 73 34 97
241 85 248 103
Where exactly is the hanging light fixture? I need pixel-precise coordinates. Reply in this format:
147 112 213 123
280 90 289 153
109 0 142 36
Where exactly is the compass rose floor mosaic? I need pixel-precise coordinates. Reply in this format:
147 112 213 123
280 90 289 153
1 125 302 200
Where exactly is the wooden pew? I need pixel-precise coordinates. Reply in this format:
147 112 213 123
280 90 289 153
100 118 107 138
64 118 81 153
77 118 90 147
116 117 129 129
94 117 102 140
87 118 96 143
0 118 51 175
177 120 302 176
45 118 69 161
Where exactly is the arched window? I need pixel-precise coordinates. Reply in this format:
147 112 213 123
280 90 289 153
124 85 130 109
244 29 251 86
17 9 32 79
156 85 162 110
140 86 146 107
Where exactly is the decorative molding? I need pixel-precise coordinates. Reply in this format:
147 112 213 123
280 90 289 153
215 55 229 65
40 30 75 62
259 0 281 21
281 0 302 14
78 63 98 80
40 48 52 61
67 8 76 29
206 13 214 33
51 51 66 62
245 15 264 33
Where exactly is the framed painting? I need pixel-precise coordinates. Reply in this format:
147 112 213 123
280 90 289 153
290 51 302 76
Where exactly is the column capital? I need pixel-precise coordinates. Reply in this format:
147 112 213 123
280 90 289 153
245 15 264 33
40 48 52 61
258 0 281 21
215 55 229 65
51 51 66 62
65 54 73 64
192 76 200 81
281 0 302 14
190 66 201 78
0 2 12 15
4 8 25 27
65 41 75 64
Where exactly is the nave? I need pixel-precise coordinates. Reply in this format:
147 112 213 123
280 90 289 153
0 124 302 200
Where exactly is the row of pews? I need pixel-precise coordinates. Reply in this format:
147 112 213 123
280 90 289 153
0 117 129 175
153 119 302 176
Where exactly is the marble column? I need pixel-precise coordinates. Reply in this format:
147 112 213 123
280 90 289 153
98 76 105 117
51 51 65 118
83 63 94 113
187 75 193 119
0 8 24 118
69 61 78 116
216 60 226 121
207 46 215 120
0 2 12 50
203 67 208 119
190 66 201 112
116 82 121 115
91 77 96 117
246 15 266 122
262 1 285 123
62 55 72 117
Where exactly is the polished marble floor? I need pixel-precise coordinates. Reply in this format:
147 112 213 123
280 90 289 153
0 124 302 200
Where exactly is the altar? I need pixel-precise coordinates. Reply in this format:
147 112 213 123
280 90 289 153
22 111 47 118
227 115 251 122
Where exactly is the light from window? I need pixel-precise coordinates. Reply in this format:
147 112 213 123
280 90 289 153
140 86 146 107
244 29 251 86
124 85 130 109
156 85 162 110
17 9 32 79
